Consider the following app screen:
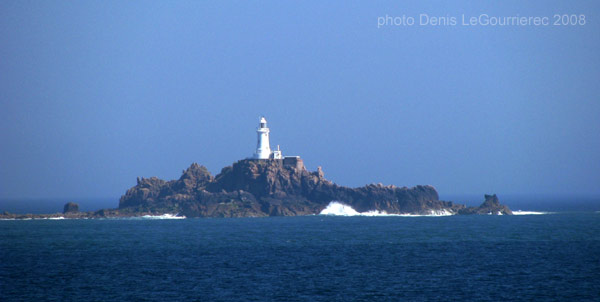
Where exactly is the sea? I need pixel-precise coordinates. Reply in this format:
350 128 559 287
2 209 600 301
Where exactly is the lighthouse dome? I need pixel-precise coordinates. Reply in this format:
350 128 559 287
259 117 267 128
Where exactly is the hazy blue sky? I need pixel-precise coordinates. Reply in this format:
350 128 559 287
1 1 599 203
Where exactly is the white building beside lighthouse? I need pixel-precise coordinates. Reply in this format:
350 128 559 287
253 117 283 159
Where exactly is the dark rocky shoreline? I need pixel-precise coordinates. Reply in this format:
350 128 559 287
1 159 512 219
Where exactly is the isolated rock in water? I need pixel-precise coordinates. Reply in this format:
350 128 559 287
458 194 512 215
63 202 79 213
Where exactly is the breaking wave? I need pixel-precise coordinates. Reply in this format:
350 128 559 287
139 214 186 219
512 210 552 215
319 201 454 217
0 217 65 221
397 209 454 217
319 202 361 216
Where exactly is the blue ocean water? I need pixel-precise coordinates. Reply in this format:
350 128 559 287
1 214 599 301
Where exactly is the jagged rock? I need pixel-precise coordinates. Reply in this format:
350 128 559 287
63 202 79 213
316 166 325 179
458 194 512 215
174 163 213 193
116 159 510 217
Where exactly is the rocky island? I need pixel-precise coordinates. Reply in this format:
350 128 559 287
0 117 512 219
0 159 511 219
114 159 512 217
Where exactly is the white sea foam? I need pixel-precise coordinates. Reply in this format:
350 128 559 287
394 209 454 217
319 201 454 217
319 202 360 216
430 209 454 216
139 213 186 219
512 210 552 215
4 217 66 220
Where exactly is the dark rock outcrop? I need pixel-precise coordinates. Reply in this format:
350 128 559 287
63 202 79 213
458 194 512 215
117 159 512 217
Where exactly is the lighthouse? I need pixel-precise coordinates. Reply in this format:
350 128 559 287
251 117 301 167
253 117 283 159
254 117 272 159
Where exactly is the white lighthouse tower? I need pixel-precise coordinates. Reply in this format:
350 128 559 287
254 117 272 159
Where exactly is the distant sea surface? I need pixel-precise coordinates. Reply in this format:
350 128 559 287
0 198 116 214
2 213 599 301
